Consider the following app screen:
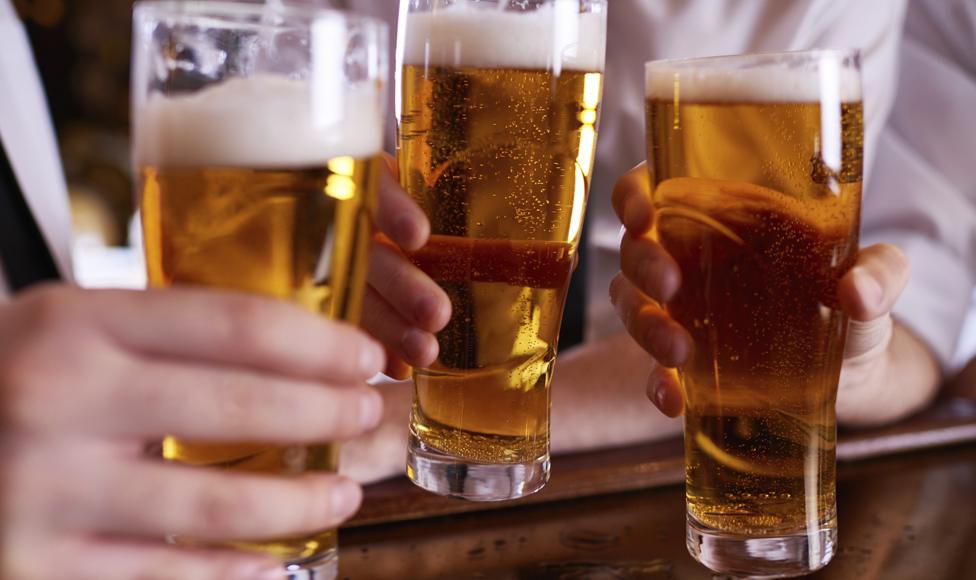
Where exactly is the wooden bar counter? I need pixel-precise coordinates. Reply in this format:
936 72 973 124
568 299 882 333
338 397 976 579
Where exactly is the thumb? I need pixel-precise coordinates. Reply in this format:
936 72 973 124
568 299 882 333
844 314 894 362
837 244 907 363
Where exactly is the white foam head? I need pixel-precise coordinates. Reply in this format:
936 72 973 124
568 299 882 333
401 1 606 72
134 76 383 168
646 60 862 103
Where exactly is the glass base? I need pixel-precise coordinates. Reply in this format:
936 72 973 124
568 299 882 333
686 515 836 578
283 549 338 580
406 432 549 502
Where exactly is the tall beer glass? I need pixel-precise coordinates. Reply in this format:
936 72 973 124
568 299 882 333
645 51 863 576
397 0 607 501
132 2 387 577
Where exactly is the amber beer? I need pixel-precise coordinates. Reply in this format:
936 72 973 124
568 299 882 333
136 76 380 563
646 53 863 576
398 1 607 500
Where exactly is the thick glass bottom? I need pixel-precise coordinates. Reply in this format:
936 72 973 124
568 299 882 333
406 432 549 502
686 514 836 578
283 548 338 580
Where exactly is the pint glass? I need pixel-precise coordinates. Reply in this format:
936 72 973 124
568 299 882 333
397 0 608 501
132 2 387 577
645 50 863 576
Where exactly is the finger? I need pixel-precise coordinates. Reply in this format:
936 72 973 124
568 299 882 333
71 461 362 541
93 289 386 383
82 360 383 442
375 155 429 252
844 315 894 362
837 244 910 322
383 347 413 381
54 538 283 580
368 241 451 332
646 364 685 418
620 233 681 303
609 274 692 368
610 163 654 233
381 151 400 181
361 287 439 368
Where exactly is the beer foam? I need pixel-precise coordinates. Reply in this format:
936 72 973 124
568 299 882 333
401 1 606 72
645 65 862 103
134 75 383 168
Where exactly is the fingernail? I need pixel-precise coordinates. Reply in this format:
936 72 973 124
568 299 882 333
359 389 383 429
358 341 385 377
854 267 884 310
401 328 432 364
654 384 668 410
331 478 363 521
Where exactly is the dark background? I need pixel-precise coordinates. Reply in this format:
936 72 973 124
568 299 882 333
16 0 136 246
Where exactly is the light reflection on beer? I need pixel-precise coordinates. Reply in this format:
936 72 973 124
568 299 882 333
569 72 602 243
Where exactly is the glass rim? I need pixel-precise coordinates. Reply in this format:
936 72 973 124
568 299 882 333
133 1 388 31
645 48 860 71
406 0 608 11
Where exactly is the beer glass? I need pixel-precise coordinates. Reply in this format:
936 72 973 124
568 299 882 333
397 0 607 501
645 50 863 576
132 2 387 577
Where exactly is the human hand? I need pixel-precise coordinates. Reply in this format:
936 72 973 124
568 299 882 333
608 164 911 422
363 154 451 380
0 285 388 579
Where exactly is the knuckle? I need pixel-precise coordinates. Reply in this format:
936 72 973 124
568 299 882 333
377 248 410 292
22 285 78 334
221 379 297 436
1 345 60 429
226 296 277 356
218 381 262 432
191 484 253 535
317 392 360 439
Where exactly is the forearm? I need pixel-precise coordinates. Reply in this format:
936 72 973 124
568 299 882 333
837 321 942 428
550 332 682 455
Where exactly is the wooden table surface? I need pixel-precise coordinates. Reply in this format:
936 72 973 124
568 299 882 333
337 399 976 580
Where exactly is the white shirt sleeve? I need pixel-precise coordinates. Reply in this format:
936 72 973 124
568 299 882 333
787 0 908 188
0 0 74 300
861 0 976 371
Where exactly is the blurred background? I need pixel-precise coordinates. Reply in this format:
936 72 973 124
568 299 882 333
18 0 133 244
15 0 143 287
